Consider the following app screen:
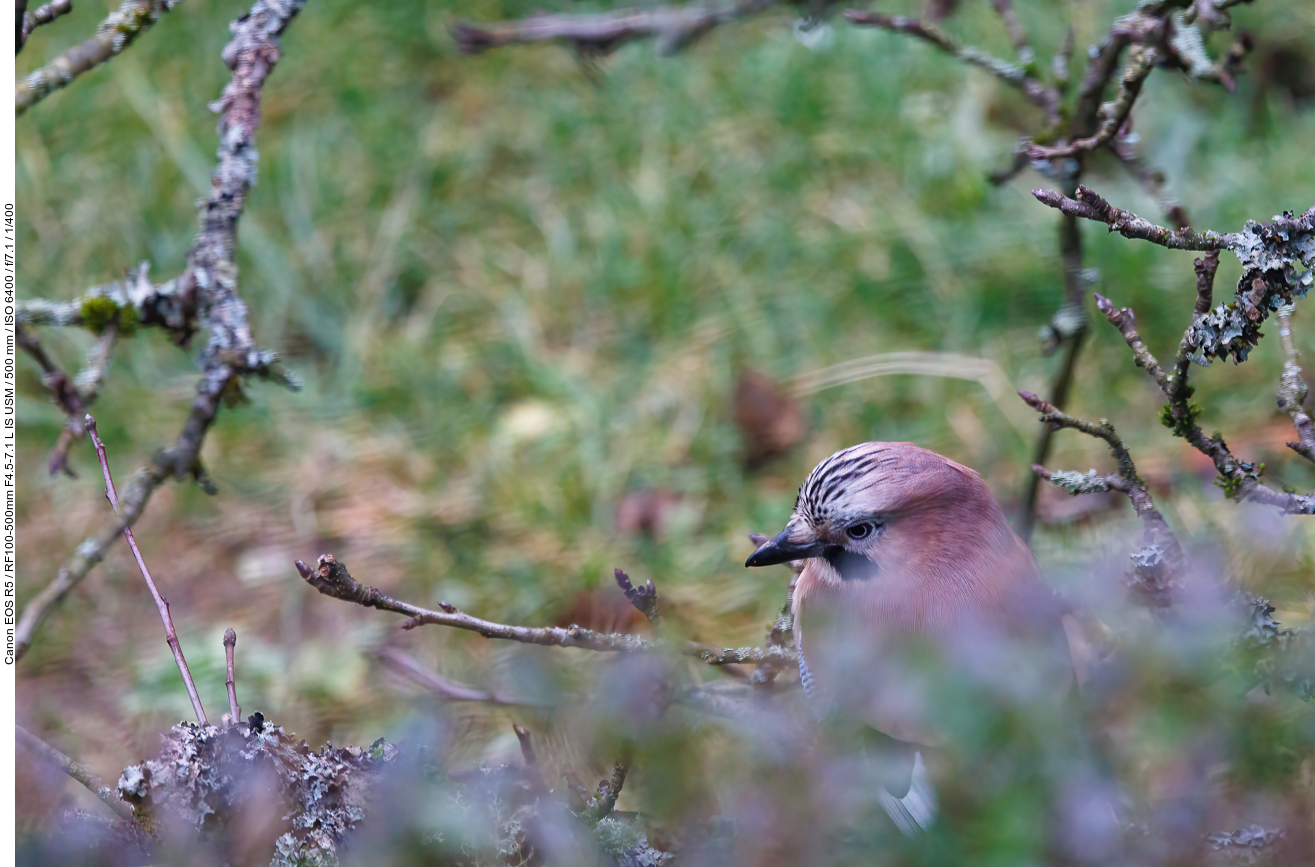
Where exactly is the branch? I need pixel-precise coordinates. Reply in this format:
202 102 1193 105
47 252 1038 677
1031 185 1236 250
1028 44 1157 160
373 646 537 705
453 0 778 57
87 415 208 725
844 10 1058 121
223 628 241 723
16 726 136 821
1276 306 1315 463
17 0 72 51
297 554 796 668
16 0 179 116
988 0 1031 62
15 0 305 662
1020 392 1184 606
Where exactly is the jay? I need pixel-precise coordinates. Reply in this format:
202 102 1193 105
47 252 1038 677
746 442 1083 835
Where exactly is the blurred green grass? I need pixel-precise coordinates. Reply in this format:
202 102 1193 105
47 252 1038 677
14 0 1315 829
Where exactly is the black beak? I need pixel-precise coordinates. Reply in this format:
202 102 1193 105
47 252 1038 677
745 527 825 568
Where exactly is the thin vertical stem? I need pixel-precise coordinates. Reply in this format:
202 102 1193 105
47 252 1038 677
85 414 208 726
223 627 241 723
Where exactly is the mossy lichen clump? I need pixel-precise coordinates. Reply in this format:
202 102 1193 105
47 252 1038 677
80 295 138 336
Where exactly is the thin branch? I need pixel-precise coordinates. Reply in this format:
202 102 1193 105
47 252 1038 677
16 726 136 821
18 0 72 51
1031 185 1236 250
1112 132 1191 231
297 554 796 668
16 0 179 116
1020 391 1184 606
1094 293 1170 393
373 646 536 705
988 0 1031 61
86 415 207 726
845 10 1058 121
1029 45 1158 161
1092 282 1315 516
1276 306 1315 463
453 0 778 57
223 628 241 723
585 762 629 822
15 0 305 662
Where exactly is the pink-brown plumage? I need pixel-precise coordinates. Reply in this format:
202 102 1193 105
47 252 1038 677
747 442 1079 829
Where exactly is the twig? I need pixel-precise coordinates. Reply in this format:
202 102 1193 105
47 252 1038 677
15 0 304 662
86 415 208 726
1112 132 1191 230
1092 282 1315 516
453 0 777 58
614 568 660 623
1031 185 1235 250
223 628 241 723
17 0 72 51
296 554 796 667
16 0 179 116
16 726 136 821
586 762 629 822
1020 392 1184 606
988 0 1031 62
373 646 535 705
1094 293 1169 393
1276 306 1315 463
844 11 1058 121
513 725 549 795
1029 43 1157 160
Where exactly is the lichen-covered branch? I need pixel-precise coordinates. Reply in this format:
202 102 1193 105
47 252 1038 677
16 0 179 116
1020 391 1184 606
15 0 304 663
453 0 778 58
1031 185 1237 250
1276 305 1315 463
297 553 796 668
16 726 136 821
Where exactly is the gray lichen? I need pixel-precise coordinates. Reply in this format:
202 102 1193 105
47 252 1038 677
1046 469 1111 495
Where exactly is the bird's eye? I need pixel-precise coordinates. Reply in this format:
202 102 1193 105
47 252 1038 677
846 522 874 540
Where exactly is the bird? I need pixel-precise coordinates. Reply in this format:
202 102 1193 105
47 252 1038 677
745 442 1084 836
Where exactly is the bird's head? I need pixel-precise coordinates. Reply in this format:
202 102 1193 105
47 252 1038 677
745 442 1008 581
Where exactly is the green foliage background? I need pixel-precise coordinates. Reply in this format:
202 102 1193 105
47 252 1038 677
14 0 1315 857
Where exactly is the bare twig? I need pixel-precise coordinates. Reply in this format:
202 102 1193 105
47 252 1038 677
1020 392 1184 606
1276 306 1315 463
297 554 796 667
15 0 304 662
86 415 207 726
17 0 72 51
453 0 777 57
988 0 1031 62
1028 45 1157 160
1031 185 1235 250
374 646 535 705
845 10 1058 121
223 628 241 723
513 724 549 795
16 726 136 821
16 0 179 116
